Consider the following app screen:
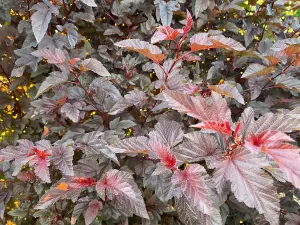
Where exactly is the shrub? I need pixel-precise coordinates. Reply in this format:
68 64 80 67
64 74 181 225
0 0 300 224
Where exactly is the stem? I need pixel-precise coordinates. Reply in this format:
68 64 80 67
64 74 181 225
26 0 31 17
62 0 69 23
222 134 230 149
64 65 108 126
165 50 193 81
155 63 168 82
261 55 298 93
141 100 158 128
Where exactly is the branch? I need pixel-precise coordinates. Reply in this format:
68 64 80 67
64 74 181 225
261 55 298 93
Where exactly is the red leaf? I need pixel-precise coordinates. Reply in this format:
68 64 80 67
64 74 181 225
233 121 241 138
183 9 192 35
192 121 232 136
149 140 176 169
151 26 183 44
68 58 80 67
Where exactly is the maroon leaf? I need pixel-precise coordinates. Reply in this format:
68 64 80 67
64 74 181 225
109 136 151 155
175 132 221 166
51 144 74 176
84 200 102 225
31 48 66 64
96 169 149 219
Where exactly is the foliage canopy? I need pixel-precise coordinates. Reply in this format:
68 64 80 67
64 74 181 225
0 0 300 224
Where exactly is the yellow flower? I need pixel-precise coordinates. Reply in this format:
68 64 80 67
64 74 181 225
6 220 16 225
13 201 19 208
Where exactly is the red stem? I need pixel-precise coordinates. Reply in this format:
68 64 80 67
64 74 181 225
261 55 298 93
61 0 69 23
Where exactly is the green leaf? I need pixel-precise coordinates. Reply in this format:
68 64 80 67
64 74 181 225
8 208 28 219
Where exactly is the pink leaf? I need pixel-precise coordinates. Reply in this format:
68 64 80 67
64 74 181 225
84 200 102 225
148 120 183 169
162 90 231 122
181 53 201 61
245 130 300 189
209 35 246 51
212 148 280 225
265 143 300 189
149 140 176 169
171 164 218 218
0 140 52 182
190 33 213 51
96 169 149 219
208 82 245 104
30 154 51 183
31 48 66 64
233 121 241 138
192 121 232 136
151 26 183 44
245 130 295 153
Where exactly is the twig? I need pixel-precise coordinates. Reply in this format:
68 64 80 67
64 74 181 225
260 55 298 93
61 0 69 23
65 65 109 127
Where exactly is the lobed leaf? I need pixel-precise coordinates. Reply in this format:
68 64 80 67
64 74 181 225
81 58 111 77
35 71 69 98
162 90 231 122
212 148 280 225
96 169 149 219
115 39 166 63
